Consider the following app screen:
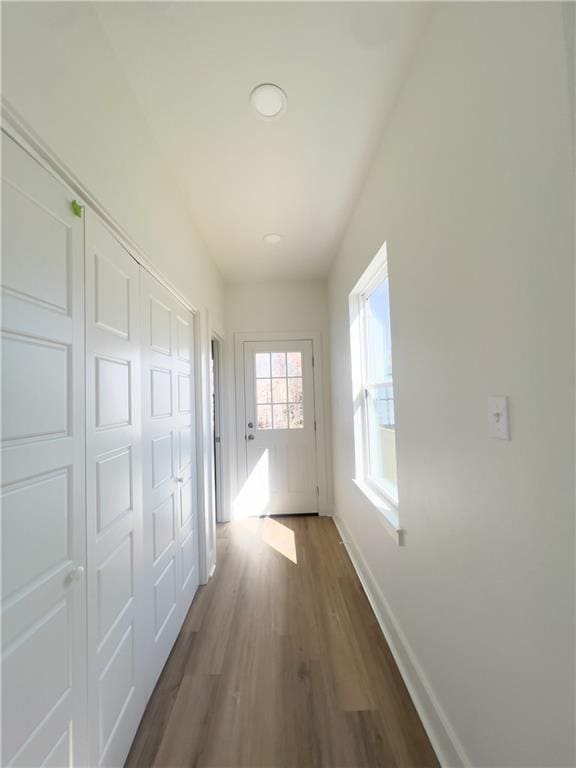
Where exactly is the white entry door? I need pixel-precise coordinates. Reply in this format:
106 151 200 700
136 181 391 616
1 134 88 766
85 213 146 767
140 270 199 692
241 340 318 516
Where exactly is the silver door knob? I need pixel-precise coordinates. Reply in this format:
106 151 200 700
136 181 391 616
69 565 84 582
248 434 255 441
176 476 184 483
247 422 254 429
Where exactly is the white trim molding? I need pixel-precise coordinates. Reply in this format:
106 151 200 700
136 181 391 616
351 478 402 546
334 512 471 768
348 241 402 541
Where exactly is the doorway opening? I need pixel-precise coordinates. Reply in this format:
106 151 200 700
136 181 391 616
211 336 224 523
235 337 319 517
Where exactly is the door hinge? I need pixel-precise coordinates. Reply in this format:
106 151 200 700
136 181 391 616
312 355 315 368
316 485 320 497
314 420 317 432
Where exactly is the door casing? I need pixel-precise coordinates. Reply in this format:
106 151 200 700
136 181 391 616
233 331 330 519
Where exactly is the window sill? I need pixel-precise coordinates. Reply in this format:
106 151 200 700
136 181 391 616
352 479 403 546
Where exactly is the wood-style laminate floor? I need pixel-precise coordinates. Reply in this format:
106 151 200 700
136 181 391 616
126 516 439 768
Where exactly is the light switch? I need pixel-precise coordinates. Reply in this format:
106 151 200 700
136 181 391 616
488 396 510 440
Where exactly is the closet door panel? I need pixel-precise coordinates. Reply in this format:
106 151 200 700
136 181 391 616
85 213 145 768
173 309 199 604
1 134 87 767
141 271 199 692
141 272 180 681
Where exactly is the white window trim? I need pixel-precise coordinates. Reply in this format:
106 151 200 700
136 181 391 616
349 242 402 545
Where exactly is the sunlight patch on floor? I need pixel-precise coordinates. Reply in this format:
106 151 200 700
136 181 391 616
238 516 297 564
261 517 297 564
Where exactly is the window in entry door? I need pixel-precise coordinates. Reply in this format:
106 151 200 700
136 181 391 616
255 351 304 430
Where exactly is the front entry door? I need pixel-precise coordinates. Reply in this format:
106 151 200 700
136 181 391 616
242 340 318 516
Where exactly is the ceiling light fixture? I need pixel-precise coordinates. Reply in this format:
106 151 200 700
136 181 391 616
250 83 287 119
263 233 282 245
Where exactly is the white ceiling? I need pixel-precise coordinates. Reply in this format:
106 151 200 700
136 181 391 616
95 2 429 281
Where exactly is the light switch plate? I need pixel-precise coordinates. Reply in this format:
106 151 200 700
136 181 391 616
488 396 510 440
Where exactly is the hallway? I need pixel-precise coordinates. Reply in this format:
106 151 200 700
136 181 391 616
2 3 574 766
127 516 438 767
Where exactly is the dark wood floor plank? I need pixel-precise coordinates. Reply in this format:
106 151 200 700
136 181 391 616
125 516 439 768
124 628 199 768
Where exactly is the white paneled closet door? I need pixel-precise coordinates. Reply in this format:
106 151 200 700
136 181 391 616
1 134 88 766
140 269 199 691
85 213 146 767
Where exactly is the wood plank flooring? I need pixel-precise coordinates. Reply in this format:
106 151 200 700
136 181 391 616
126 516 439 768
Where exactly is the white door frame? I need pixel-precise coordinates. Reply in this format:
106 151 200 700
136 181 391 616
1 102 215 585
233 331 330 517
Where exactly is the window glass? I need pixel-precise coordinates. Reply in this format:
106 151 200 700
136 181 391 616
257 404 272 430
255 351 304 430
287 377 303 403
362 270 397 501
256 379 271 404
289 403 304 429
272 377 288 403
271 352 287 377
366 278 393 383
273 404 288 429
287 352 302 376
367 386 397 492
255 352 271 378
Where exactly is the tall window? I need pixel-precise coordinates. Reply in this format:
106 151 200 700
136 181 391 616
350 244 399 516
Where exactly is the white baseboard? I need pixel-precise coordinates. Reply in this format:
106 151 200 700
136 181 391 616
333 513 470 768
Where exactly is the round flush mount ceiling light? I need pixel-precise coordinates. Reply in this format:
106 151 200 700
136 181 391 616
263 233 282 245
250 83 287 119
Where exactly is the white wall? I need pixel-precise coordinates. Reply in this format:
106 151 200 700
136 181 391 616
1 2 223 331
2 2 225 577
224 280 332 518
328 4 575 767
